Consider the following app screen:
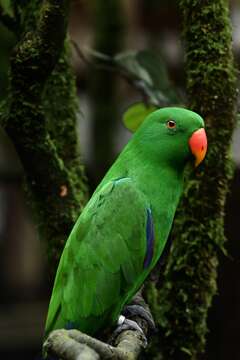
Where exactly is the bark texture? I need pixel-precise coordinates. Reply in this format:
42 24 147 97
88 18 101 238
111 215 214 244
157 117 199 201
43 291 150 360
147 1 237 359
1 0 87 278
44 328 146 360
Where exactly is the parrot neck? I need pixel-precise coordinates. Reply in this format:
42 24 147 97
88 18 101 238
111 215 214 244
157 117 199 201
119 144 185 264
100 141 186 268
132 155 184 220
123 144 185 207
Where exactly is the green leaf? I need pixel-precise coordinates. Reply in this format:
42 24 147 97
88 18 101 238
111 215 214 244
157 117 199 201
115 51 153 86
115 50 180 106
123 102 157 132
81 46 182 106
180 347 192 356
0 0 13 16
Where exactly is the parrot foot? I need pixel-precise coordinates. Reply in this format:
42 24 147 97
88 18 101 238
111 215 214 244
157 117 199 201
117 314 145 334
109 314 147 347
123 304 156 332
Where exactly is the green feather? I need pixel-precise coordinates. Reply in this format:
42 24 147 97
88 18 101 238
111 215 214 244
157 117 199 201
45 107 206 336
45 179 149 335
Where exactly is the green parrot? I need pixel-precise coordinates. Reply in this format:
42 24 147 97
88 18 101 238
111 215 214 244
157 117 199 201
45 107 207 337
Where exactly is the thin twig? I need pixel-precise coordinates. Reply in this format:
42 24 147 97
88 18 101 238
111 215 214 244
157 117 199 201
71 41 162 106
71 41 118 73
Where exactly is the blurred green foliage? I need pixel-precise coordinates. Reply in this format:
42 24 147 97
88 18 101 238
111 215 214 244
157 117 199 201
0 23 15 100
115 50 180 106
123 102 157 132
0 0 12 14
85 47 180 106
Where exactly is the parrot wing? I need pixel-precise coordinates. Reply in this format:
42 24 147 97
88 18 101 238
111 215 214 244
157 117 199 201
45 177 154 335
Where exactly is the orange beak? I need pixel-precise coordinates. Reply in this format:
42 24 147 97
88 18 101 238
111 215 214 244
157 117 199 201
189 128 207 167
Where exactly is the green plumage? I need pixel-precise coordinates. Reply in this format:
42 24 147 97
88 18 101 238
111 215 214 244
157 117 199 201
45 107 205 336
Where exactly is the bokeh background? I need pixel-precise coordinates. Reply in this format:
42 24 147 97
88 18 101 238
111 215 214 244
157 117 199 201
0 1 240 359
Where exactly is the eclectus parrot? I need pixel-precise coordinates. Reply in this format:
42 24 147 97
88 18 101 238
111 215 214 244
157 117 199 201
45 107 207 337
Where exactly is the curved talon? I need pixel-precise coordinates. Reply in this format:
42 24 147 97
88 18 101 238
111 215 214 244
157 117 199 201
120 317 145 335
117 315 126 326
123 304 156 332
109 314 147 347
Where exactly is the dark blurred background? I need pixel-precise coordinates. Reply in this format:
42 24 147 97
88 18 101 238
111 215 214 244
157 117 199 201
0 1 240 359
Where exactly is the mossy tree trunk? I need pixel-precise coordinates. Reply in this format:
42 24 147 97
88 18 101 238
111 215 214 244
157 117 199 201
0 0 87 279
147 1 237 359
0 1 237 358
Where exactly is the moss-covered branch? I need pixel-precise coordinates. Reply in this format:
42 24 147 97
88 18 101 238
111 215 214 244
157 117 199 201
44 330 100 360
43 291 150 359
41 43 88 270
1 0 87 277
44 328 147 360
147 0 237 359
10 0 69 84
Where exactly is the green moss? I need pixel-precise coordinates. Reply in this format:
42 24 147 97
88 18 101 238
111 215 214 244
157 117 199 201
2 1 87 279
42 40 88 271
43 39 88 202
10 0 41 34
147 0 237 358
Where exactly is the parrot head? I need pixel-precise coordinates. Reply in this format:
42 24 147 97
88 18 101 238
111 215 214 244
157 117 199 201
131 107 207 169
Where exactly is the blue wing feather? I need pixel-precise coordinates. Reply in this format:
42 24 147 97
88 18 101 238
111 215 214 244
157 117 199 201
144 208 155 268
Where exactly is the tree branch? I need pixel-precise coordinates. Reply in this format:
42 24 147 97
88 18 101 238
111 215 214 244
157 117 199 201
11 0 70 83
147 0 237 358
37 0 70 66
44 330 100 360
44 328 146 360
72 42 172 107
2 0 87 276
43 291 151 359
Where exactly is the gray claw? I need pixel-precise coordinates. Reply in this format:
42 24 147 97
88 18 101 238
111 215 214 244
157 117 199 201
118 315 145 334
123 304 156 332
109 314 147 347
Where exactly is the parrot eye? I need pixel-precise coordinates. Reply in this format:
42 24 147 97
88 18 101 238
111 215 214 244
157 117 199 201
166 120 176 129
